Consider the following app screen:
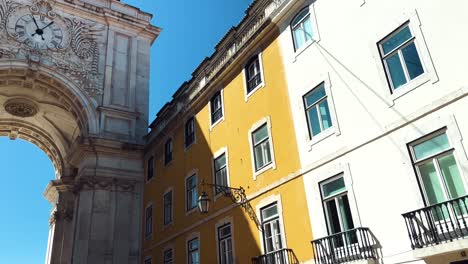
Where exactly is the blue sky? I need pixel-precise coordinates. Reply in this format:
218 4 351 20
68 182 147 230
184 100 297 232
0 1 251 263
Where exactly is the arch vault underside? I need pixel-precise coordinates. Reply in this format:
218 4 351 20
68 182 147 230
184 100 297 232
0 0 159 262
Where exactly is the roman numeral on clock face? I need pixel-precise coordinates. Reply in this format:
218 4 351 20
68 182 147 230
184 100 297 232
50 40 59 48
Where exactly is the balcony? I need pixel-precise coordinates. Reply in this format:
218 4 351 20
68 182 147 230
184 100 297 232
311 227 378 264
402 195 468 257
251 248 299 264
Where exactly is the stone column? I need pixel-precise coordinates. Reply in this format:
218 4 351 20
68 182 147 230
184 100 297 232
71 176 141 264
44 178 76 264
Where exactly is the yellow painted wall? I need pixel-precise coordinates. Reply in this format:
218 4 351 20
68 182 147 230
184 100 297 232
142 28 314 263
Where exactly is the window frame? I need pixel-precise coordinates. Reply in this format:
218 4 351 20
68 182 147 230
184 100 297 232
303 82 333 140
248 117 276 179
378 22 424 93
255 195 288 256
291 7 313 52
297 75 340 149
163 247 174 264
185 172 198 213
145 203 153 240
213 148 230 197
185 117 196 149
252 124 272 171
303 163 362 240
144 256 152 264
319 175 355 237
146 156 154 182
407 128 467 206
163 189 173 226
260 202 286 254
217 223 234 264
210 90 225 129
243 53 265 100
372 10 438 106
187 237 200 264
164 138 173 166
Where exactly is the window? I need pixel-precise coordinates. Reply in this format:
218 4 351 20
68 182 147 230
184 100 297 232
320 176 356 246
218 224 233 264
214 153 229 194
245 54 263 94
379 23 424 91
163 191 173 225
163 248 173 264
252 124 272 171
144 257 152 264
291 7 313 51
145 205 153 239
188 238 200 264
164 139 173 165
260 203 285 258
186 174 198 211
409 131 466 208
185 117 195 147
147 156 154 181
211 91 223 125
303 83 332 138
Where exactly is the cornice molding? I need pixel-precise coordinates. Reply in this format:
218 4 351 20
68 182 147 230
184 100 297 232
148 0 289 141
58 0 160 43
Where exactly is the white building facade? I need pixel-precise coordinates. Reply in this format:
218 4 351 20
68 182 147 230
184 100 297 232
277 0 468 263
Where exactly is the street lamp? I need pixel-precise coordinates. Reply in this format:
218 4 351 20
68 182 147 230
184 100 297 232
197 180 247 214
197 191 210 214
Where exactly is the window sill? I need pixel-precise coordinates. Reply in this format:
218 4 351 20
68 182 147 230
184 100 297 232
292 39 316 63
184 141 196 152
145 177 155 184
386 72 436 107
307 127 338 151
145 234 153 241
253 162 276 180
162 222 174 230
164 160 173 168
185 207 197 216
245 82 265 102
213 189 231 201
210 116 225 131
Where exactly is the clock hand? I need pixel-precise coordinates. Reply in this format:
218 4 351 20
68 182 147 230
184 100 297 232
40 21 54 30
30 15 40 29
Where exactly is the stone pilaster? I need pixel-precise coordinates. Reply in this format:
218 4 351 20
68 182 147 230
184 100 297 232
71 175 141 264
44 178 76 264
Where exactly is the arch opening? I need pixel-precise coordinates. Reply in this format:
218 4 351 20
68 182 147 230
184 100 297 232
0 137 55 263
0 64 99 178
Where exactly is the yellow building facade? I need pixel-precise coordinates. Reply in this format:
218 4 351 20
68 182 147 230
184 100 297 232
142 1 314 263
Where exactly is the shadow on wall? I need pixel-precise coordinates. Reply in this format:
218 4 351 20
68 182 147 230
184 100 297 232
146 117 263 263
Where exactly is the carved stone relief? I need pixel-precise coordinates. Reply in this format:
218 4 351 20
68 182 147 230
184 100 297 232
49 207 73 224
75 176 137 192
4 98 38 117
0 0 105 97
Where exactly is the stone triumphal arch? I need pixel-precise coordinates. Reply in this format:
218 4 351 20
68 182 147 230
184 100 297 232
0 0 159 263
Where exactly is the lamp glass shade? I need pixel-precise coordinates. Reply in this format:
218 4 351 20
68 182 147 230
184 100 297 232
197 192 210 214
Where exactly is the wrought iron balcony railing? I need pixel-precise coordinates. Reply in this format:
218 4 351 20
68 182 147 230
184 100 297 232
311 227 378 264
402 194 468 249
251 248 299 264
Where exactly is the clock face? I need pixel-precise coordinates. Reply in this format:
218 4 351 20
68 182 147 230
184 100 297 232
13 14 64 50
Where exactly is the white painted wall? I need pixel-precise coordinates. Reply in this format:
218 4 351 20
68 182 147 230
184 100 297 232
277 0 468 263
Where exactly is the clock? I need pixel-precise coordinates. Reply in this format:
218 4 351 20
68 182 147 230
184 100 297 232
6 6 69 51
